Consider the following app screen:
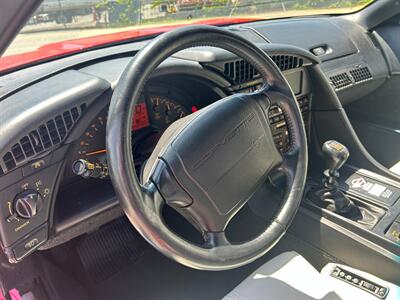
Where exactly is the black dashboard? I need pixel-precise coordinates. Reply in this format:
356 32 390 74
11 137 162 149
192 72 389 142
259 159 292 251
0 14 392 263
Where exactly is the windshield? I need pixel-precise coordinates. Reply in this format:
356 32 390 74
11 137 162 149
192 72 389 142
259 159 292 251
2 0 373 70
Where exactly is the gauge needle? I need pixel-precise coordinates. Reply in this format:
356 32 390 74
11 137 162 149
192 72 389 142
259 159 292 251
85 149 107 156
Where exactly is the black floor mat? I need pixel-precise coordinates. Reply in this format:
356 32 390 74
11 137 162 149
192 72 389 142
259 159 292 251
76 218 146 283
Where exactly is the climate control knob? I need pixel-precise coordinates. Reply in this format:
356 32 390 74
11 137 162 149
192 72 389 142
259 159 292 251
13 190 43 219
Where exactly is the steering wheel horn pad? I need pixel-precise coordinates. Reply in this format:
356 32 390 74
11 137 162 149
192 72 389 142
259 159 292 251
106 25 308 270
148 93 283 233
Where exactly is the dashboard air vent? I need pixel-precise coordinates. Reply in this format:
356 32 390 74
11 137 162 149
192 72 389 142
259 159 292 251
55 115 67 139
38 125 52 149
270 55 303 71
20 136 35 158
11 144 25 163
3 152 16 171
329 72 352 90
1 105 83 174
224 60 258 84
223 55 303 84
29 130 44 153
349 66 372 83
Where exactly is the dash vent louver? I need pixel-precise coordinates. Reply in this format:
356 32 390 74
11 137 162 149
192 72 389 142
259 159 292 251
1 105 85 175
329 65 373 91
329 72 352 90
270 55 304 71
224 60 258 84
349 66 372 83
223 55 303 84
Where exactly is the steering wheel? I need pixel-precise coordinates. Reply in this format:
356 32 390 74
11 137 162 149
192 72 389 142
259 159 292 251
106 25 308 271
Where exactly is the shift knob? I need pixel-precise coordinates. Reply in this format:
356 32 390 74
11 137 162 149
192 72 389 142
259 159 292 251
322 140 349 178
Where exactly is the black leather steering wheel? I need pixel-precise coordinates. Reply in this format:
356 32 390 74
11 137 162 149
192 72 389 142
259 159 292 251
106 25 308 270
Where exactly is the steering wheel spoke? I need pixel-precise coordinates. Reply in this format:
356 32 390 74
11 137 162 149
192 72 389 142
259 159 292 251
204 231 231 248
141 181 165 215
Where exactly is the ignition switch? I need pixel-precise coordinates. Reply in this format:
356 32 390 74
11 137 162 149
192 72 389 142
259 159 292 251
72 159 109 179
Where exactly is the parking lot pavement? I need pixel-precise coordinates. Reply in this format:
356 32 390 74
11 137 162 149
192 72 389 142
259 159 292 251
5 27 109 55
4 20 193 56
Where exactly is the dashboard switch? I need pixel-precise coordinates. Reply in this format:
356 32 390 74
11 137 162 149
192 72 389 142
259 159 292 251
22 155 51 177
311 46 326 56
330 266 389 298
13 190 43 219
11 224 48 262
385 221 400 243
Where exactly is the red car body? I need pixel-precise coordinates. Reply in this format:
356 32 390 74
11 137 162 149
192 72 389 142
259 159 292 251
0 17 258 74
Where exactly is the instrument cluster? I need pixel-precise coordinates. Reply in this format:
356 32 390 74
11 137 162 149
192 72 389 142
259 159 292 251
68 86 196 180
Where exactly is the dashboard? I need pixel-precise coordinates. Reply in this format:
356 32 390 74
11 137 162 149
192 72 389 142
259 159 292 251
0 14 391 263
0 62 312 263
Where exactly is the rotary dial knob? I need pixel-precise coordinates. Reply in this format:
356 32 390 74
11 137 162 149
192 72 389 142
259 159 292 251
13 190 43 219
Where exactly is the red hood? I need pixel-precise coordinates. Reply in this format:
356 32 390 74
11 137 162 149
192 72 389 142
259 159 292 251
0 17 259 74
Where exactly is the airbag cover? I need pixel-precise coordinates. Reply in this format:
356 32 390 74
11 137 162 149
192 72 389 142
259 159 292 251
159 94 282 216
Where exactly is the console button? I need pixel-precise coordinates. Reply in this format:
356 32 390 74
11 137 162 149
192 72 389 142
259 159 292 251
362 281 378 292
22 155 51 177
12 225 47 261
385 222 400 243
379 288 388 297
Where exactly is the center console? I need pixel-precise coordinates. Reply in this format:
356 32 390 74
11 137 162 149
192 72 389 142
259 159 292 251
284 140 400 286
303 140 400 265
337 167 400 245
308 141 386 230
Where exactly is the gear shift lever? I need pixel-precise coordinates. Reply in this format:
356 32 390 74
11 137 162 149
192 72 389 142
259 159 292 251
309 140 358 215
308 140 381 228
322 140 349 189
